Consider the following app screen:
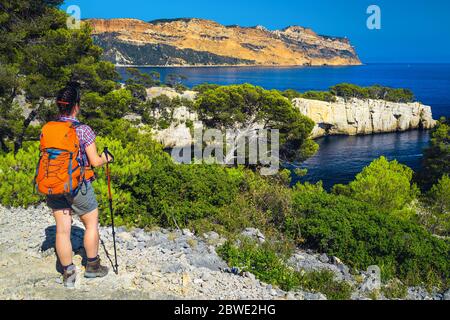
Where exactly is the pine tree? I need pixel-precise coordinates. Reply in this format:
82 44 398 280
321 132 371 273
0 0 119 153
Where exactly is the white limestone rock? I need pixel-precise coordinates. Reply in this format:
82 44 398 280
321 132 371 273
293 97 436 138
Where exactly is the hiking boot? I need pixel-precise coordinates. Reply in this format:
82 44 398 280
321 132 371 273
85 257 109 278
63 265 77 288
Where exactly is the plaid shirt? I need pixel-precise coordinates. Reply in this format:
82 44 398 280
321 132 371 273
58 116 96 168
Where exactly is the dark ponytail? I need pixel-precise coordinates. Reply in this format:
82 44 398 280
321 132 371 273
56 82 81 116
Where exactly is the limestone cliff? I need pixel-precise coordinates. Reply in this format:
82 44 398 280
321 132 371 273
142 88 436 148
293 97 436 138
86 18 361 66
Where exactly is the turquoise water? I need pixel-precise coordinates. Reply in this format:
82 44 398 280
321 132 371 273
117 64 450 187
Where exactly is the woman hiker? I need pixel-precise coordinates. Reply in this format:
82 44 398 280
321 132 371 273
36 82 113 288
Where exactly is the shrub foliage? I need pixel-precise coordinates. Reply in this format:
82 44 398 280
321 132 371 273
287 190 450 288
2 139 449 290
194 84 318 162
218 239 353 299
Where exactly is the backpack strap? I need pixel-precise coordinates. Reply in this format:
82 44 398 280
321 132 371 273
55 119 84 128
65 121 83 129
71 121 84 128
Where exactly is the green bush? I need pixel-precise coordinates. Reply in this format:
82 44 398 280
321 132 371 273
192 83 221 94
218 239 353 299
280 89 303 100
277 84 413 104
301 91 337 102
0 142 42 207
287 190 450 288
187 168 297 246
330 83 370 100
330 83 415 103
80 88 133 124
299 269 353 300
344 157 419 217
420 175 450 236
382 279 408 299
93 135 243 228
127 160 242 227
417 118 450 190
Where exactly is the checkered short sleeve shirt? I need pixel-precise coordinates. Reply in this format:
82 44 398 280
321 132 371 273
58 116 96 167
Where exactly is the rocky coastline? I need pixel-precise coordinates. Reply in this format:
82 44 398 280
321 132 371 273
142 87 437 148
87 18 361 67
293 97 436 138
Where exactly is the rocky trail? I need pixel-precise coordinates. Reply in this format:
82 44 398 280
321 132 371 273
0 205 447 300
0 205 293 300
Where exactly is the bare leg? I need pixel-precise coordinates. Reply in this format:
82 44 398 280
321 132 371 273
80 209 100 259
53 209 73 267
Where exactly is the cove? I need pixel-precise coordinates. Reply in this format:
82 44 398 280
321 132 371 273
293 130 431 190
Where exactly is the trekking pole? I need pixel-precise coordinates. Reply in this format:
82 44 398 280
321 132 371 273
104 147 119 275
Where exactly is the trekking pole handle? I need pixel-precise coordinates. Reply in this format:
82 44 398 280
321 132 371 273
104 147 113 200
103 147 115 164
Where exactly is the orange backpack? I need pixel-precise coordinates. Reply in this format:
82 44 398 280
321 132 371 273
35 121 94 197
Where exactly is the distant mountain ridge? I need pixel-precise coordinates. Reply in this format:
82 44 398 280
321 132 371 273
86 18 362 66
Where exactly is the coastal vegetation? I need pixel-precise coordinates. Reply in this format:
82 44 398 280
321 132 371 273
332 157 419 218
1 0 449 298
330 83 415 103
274 83 416 104
194 84 318 162
417 118 450 189
2 137 450 292
0 0 120 153
416 118 450 237
217 239 354 300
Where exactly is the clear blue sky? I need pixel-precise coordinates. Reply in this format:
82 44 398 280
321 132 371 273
62 0 450 63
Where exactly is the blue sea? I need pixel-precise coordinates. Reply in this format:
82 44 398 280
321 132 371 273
118 64 450 188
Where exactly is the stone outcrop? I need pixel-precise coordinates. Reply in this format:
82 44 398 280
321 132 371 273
86 18 361 66
293 97 436 138
146 87 197 101
145 87 198 148
144 89 436 148
154 106 197 149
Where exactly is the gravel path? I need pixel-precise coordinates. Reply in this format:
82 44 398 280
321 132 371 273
0 205 302 300
1 205 447 300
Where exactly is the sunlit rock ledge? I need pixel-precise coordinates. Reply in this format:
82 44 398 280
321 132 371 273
293 97 436 139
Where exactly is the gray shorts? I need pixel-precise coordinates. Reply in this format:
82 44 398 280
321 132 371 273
46 182 98 216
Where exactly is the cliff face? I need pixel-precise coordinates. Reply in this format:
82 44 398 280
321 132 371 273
141 88 435 148
293 97 436 138
86 18 361 66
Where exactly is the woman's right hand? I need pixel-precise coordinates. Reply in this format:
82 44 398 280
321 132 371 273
101 151 114 164
86 143 112 168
